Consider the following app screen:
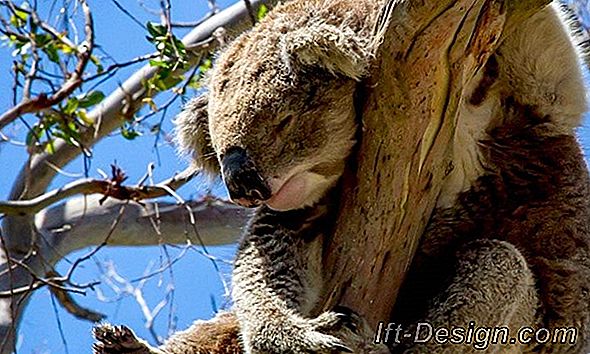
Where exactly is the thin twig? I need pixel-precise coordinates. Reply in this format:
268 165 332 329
83 53 159 82
109 0 146 30
49 291 70 354
47 270 106 322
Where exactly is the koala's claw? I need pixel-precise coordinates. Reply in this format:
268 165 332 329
313 307 391 354
334 344 354 353
332 306 360 332
309 310 349 330
92 323 161 354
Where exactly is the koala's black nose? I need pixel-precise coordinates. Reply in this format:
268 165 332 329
221 146 272 207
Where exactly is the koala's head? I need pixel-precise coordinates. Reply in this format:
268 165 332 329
175 0 378 211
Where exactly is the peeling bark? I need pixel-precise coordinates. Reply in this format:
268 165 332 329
322 0 550 327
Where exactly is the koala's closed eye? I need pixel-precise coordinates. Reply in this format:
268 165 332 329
276 114 296 133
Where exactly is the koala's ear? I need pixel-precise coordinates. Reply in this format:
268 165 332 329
173 94 220 177
284 22 372 80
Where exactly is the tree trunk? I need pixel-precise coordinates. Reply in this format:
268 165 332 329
322 0 550 327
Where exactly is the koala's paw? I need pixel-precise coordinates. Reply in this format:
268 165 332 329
92 323 163 354
298 309 361 353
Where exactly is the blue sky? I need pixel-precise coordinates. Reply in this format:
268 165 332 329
0 0 238 353
2 1 590 353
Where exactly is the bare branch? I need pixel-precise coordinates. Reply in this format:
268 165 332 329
109 0 147 30
47 270 106 323
36 196 248 259
0 202 127 298
0 167 198 216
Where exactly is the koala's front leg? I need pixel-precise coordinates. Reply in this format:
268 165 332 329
232 206 358 354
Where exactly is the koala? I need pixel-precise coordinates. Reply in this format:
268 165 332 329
94 0 590 353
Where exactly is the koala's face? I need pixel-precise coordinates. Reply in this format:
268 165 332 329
175 1 373 211
209 66 357 211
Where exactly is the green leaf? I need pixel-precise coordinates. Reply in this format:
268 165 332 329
66 121 78 133
34 33 51 47
155 68 171 81
29 16 37 33
9 9 28 28
78 91 105 108
149 59 169 68
146 22 167 37
44 45 60 63
58 42 75 55
45 140 56 154
199 58 212 74
188 77 202 90
76 109 93 126
25 125 43 146
90 55 104 73
63 98 79 115
121 125 141 140
156 74 183 91
257 4 268 21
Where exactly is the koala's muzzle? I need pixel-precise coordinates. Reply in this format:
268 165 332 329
221 146 272 207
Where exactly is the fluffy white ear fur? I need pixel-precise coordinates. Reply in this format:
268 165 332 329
282 21 372 80
173 94 220 177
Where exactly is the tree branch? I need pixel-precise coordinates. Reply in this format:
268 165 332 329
8 0 276 203
0 167 198 216
35 196 248 261
47 269 106 323
0 0 95 130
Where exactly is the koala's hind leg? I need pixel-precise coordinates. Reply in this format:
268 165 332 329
399 239 539 354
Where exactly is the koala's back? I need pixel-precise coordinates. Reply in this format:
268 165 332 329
394 3 590 352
